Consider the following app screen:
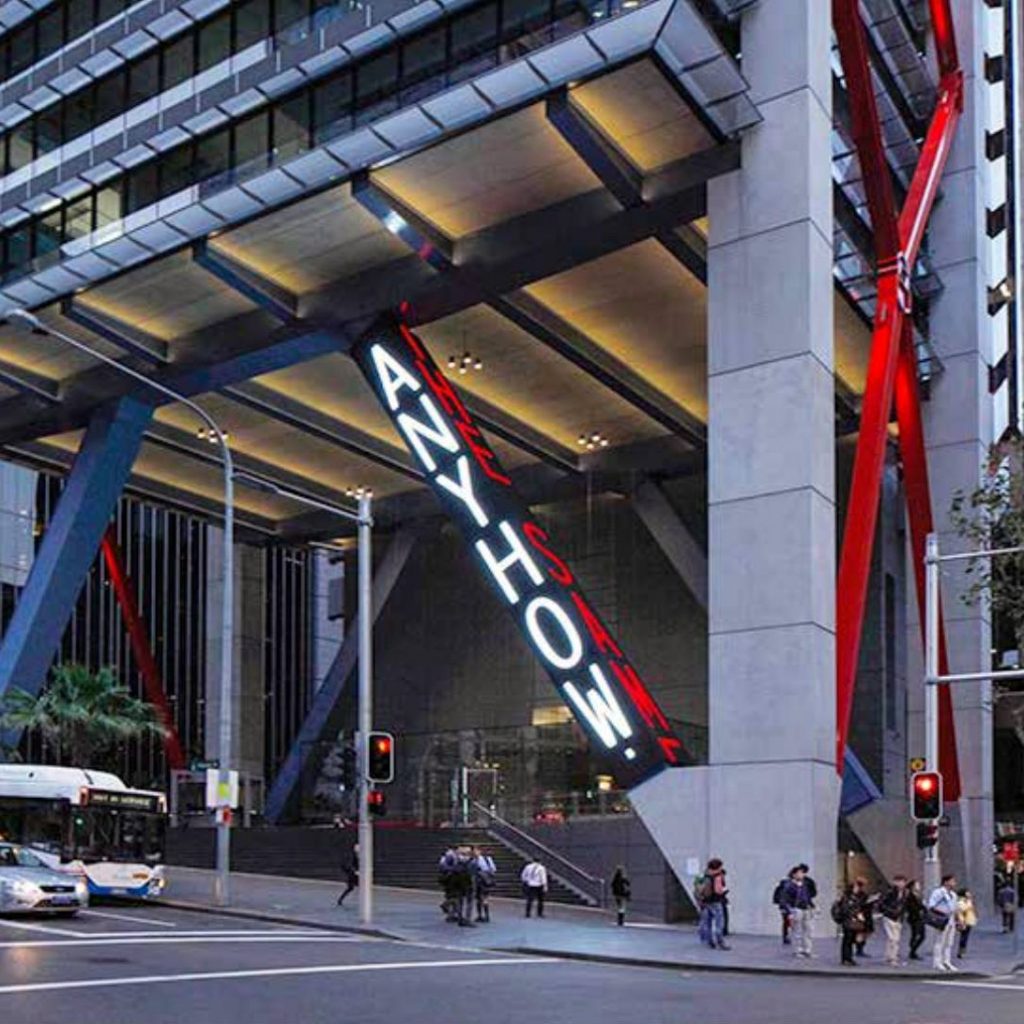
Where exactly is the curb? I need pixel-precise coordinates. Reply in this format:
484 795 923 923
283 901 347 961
503 946 995 982
156 897 402 943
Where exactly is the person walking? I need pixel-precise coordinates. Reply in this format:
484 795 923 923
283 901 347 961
852 879 877 957
695 858 731 950
927 874 960 972
611 865 631 926
450 847 475 927
521 859 548 918
905 880 926 960
779 864 815 958
997 877 1017 934
955 889 977 959
336 843 359 908
472 845 496 923
878 874 909 966
834 880 870 966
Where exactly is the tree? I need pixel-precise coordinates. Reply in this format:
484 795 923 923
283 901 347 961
0 663 166 768
950 437 1024 740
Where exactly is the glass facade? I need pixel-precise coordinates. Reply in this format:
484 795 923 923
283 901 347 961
0 0 629 283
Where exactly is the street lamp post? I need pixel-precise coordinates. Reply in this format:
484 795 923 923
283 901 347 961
233 474 374 923
5 308 236 907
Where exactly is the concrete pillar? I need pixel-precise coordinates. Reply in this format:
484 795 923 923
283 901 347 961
311 549 344 693
205 533 265 781
907 2 995 909
704 0 837 933
0 461 36 589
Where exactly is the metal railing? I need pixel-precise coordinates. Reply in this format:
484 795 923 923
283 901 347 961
471 800 607 908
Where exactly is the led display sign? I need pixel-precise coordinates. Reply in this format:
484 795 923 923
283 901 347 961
83 790 162 813
353 316 685 788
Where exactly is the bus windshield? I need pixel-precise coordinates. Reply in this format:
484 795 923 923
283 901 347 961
71 807 166 865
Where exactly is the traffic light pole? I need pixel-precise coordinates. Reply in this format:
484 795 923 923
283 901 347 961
923 533 941 894
357 492 374 926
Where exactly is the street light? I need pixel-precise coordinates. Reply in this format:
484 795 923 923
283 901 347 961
234 472 375 925
4 308 236 908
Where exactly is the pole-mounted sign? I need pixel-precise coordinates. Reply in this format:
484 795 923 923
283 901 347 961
353 316 685 787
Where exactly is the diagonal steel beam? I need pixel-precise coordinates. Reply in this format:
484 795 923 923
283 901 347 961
0 358 58 404
61 297 169 365
263 523 428 823
192 241 299 324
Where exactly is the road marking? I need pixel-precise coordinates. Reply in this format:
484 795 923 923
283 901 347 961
0 956 559 996
0 935 368 949
0 918 83 937
923 980 1024 992
80 909 178 928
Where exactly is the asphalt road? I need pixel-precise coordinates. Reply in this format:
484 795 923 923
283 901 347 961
0 904 1021 1024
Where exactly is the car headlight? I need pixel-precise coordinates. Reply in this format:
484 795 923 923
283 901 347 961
75 879 87 896
10 881 38 899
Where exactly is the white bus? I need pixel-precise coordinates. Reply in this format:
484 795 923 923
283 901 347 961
0 765 167 899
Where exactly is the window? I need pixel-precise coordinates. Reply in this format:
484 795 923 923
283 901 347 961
194 129 231 183
401 27 446 101
68 0 94 39
273 96 310 161
34 209 64 260
274 0 309 35
128 53 160 109
235 0 271 49
7 127 34 173
126 163 159 214
65 197 94 240
449 3 499 82
35 108 63 156
164 33 196 89
198 13 231 72
8 24 34 76
94 71 127 125
98 0 126 22
95 185 123 229
313 72 352 144
160 144 195 199
64 87 93 143
355 49 398 123
233 113 270 172
36 6 63 58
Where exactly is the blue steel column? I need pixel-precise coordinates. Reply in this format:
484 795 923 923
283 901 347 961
0 396 154 740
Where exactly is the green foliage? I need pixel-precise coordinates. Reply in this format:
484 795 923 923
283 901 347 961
0 663 166 768
949 438 1024 656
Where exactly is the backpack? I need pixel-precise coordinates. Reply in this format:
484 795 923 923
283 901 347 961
830 898 846 925
695 875 714 903
772 880 786 906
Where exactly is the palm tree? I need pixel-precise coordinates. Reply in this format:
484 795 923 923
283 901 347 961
0 663 167 768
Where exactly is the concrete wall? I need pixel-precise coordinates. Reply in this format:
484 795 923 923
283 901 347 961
0 462 35 589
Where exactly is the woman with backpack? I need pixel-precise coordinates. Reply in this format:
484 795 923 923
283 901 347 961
611 865 631 926
695 858 731 950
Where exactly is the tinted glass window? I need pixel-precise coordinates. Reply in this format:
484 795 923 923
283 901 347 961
65 196 94 240
8 24 34 75
274 0 308 34
36 7 63 57
95 185 123 229
7 127 34 172
450 4 499 61
128 53 160 108
402 27 446 98
198 13 231 72
313 73 352 144
94 71 127 124
160 144 194 199
64 88 93 142
34 209 64 259
273 96 309 161
355 49 398 123
164 34 196 89
235 0 271 49
35 108 62 155
234 113 269 171
195 129 231 182
126 163 159 214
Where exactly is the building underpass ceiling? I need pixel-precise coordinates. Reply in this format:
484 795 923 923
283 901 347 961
0 39 874 543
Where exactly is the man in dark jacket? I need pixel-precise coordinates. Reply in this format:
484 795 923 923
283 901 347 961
779 865 815 957
879 874 908 966
336 844 359 908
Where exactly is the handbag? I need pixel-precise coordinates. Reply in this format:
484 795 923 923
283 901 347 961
925 906 949 930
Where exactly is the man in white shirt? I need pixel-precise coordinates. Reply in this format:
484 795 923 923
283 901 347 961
928 874 960 972
521 860 548 918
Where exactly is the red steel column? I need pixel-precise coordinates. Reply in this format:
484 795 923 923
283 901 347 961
101 525 186 770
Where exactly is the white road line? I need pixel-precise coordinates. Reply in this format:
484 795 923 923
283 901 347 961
0 957 559 996
924 980 1024 992
79 909 178 928
0 919 83 937
0 936 368 949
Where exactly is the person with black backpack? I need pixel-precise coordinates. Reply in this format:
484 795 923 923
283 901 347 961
772 874 792 945
611 865 631 926
878 874 909 966
905 880 926 960
779 864 816 958
833 879 871 966
335 843 359 908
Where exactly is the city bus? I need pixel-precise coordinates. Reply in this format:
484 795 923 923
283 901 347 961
0 764 167 899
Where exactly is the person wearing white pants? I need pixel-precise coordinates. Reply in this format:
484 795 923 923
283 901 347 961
928 875 960 972
878 875 909 966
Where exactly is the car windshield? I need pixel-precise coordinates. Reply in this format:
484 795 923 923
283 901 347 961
0 844 44 868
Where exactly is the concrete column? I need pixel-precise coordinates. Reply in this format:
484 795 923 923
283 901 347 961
705 0 837 933
907 3 995 907
205 533 265 781
311 549 344 693
0 461 36 589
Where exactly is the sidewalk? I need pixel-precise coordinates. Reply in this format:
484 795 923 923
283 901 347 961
160 866 1024 980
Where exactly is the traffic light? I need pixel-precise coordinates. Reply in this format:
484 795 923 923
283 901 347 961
368 789 386 817
367 731 394 783
916 822 939 849
341 745 357 790
911 771 942 821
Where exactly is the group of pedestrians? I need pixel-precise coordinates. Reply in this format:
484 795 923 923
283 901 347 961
438 845 497 925
830 873 976 970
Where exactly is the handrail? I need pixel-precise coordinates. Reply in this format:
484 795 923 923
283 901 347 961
470 800 607 906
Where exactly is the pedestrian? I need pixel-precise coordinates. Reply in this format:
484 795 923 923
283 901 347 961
905 880 926 960
472 845 496 923
611 865 631 926
438 846 458 921
772 874 792 945
695 858 730 950
779 864 815 958
853 879 877 957
955 888 976 958
833 879 870 966
997 878 1016 934
451 847 475 926
878 874 908 966
927 873 960 972
336 843 358 908
521 858 548 918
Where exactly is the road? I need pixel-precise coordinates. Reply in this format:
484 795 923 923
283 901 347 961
0 904 1021 1024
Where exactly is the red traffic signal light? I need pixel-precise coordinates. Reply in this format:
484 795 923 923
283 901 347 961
368 789 386 817
911 771 942 821
367 731 394 784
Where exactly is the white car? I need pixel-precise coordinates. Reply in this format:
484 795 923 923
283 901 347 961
0 842 88 916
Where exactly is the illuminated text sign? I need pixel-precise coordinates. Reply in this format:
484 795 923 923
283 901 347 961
354 317 684 787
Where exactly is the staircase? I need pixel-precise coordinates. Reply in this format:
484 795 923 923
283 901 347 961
166 825 594 906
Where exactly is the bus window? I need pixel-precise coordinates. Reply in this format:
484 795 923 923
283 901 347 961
0 797 69 858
